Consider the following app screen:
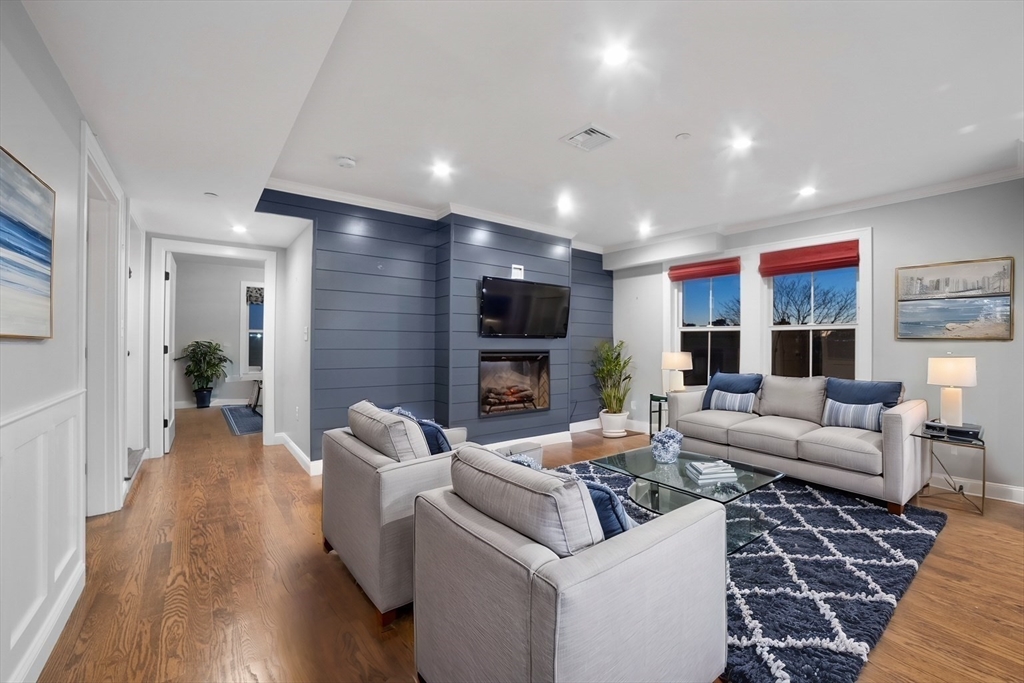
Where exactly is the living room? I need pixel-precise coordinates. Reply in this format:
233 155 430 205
1 2 1022 682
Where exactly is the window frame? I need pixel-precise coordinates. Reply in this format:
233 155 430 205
673 274 742 386
239 281 264 379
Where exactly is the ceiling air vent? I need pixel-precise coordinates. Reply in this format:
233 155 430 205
560 124 617 152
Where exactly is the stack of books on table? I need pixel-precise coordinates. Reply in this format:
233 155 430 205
685 460 738 486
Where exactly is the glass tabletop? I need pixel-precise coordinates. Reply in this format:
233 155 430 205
911 428 985 448
591 446 784 504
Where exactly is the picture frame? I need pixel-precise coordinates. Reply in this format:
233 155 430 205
1 146 56 339
895 256 1014 341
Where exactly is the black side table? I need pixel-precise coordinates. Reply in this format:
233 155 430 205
649 394 667 441
912 427 986 514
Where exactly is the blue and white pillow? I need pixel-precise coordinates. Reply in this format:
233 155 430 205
709 389 756 414
390 406 452 454
822 398 885 432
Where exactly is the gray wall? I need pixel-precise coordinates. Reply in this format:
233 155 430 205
174 258 264 405
275 224 313 456
569 249 613 422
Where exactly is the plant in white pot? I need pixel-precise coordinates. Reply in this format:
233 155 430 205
592 340 633 438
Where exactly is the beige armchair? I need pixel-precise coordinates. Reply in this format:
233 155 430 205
321 401 468 625
414 446 728 683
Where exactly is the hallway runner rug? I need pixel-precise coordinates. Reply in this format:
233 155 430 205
557 463 948 683
222 405 262 436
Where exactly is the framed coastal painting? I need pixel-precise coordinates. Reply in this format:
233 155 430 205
895 257 1014 340
1 146 55 339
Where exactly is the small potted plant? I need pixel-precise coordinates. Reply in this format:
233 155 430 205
592 340 633 438
179 340 231 408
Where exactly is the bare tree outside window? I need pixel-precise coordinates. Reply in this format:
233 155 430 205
773 269 857 325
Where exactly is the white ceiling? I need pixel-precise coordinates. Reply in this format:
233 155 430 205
24 0 350 248
24 1 1024 252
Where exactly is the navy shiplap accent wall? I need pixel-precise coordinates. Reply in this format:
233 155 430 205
433 217 453 426
257 190 439 461
442 215 572 443
569 249 613 422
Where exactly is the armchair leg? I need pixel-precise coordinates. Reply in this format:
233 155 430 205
379 608 397 628
322 536 333 553
887 502 905 516
417 674 427 683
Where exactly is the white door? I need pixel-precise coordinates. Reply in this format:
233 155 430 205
163 252 177 453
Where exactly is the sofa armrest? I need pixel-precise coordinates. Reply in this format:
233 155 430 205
530 499 727 683
443 426 468 446
667 390 705 428
881 398 930 506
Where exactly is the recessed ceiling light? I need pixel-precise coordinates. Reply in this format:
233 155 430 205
204 191 219 198
232 225 247 233
638 219 652 236
557 193 573 215
337 155 357 168
675 133 691 141
731 136 753 151
602 43 629 67
431 161 452 179
798 186 817 197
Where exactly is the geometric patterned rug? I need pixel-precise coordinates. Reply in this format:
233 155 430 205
557 464 947 683
221 405 263 436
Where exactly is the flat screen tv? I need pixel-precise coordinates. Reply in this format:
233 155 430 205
479 276 571 338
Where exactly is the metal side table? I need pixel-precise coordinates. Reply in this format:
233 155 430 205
912 427 986 514
649 394 667 441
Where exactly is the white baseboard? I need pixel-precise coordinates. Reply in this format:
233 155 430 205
570 419 601 432
626 418 650 433
174 398 250 410
481 430 573 450
16 561 85 683
928 475 1024 505
272 432 320 476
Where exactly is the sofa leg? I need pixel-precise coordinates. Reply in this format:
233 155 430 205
887 502 905 515
379 609 397 628
322 536 333 553
417 674 427 683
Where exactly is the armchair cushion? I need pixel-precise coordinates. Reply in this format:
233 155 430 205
702 372 764 410
451 445 604 557
348 400 431 462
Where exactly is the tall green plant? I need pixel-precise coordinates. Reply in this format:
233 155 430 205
179 340 231 390
591 340 633 414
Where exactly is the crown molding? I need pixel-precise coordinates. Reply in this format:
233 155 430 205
264 178 439 220
602 223 722 255
445 203 577 240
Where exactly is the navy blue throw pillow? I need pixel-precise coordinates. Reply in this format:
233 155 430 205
826 378 903 409
417 419 451 455
583 480 634 539
702 372 764 411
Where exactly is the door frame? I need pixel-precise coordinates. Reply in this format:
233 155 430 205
147 238 278 451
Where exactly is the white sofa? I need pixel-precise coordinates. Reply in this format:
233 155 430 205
668 375 930 514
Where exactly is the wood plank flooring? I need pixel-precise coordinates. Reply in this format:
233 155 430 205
40 409 1023 682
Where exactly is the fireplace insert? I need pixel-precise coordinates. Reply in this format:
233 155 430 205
479 352 551 417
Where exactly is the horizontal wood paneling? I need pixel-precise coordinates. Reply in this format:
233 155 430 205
570 249 613 423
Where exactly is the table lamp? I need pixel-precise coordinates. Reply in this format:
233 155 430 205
927 356 976 426
662 352 693 393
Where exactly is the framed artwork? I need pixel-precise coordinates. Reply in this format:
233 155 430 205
895 257 1014 340
1 146 55 339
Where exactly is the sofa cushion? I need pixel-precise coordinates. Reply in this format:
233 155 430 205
822 398 885 433
728 416 821 459
826 378 904 409
348 400 431 462
676 410 759 445
702 372 764 411
758 375 827 424
709 390 756 414
798 427 884 476
450 446 604 557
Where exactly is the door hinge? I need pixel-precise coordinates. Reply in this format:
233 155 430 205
165 271 170 281
164 419 169 428
164 345 168 354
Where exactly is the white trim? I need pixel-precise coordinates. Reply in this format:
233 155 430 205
0 389 86 430
570 241 604 255
265 177 438 220
625 418 649 433
13 562 85 683
239 280 264 378
927 475 1024 506
272 432 320 476
445 203 576 240
174 398 250 410
569 418 602 432
149 238 278 456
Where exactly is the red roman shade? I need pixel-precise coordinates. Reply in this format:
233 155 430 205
758 239 859 277
668 257 741 282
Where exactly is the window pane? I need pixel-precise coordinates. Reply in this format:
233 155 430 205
248 332 263 369
773 273 812 325
813 267 857 324
711 275 740 326
709 331 740 377
681 331 710 386
682 278 710 327
771 330 809 377
812 329 856 378
248 303 264 330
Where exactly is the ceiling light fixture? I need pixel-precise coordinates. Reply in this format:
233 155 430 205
798 186 817 197
557 193 573 215
602 43 629 67
638 219 652 236
336 156 357 168
431 161 452 179
731 136 753 151
232 225 247 233
203 191 219 198
675 133 691 141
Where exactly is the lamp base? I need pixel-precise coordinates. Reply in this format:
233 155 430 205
667 371 686 393
939 386 963 426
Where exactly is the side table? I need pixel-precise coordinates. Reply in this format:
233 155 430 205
912 427 986 514
649 394 667 441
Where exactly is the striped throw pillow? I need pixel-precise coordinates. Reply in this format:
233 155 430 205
822 398 885 432
709 390 756 414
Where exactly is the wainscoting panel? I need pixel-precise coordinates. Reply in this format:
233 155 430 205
0 391 86 683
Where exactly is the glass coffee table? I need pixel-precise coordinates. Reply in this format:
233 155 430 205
592 446 785 553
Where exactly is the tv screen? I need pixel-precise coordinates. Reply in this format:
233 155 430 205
479 276 570 338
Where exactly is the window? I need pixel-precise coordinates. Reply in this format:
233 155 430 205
241 283 264 376
770 267 857 378
679 274 741 385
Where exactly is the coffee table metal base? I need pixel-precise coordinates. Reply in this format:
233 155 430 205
628 480 779 554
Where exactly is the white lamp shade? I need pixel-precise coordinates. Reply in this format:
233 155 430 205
927 357 977 387
662 352 693 371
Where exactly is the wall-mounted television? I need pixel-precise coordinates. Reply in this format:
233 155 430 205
479 276 571 338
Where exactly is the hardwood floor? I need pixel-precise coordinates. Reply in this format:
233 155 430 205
40 410 1023 682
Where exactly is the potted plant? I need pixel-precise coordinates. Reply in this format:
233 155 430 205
592 340 633 438
179 340 231 408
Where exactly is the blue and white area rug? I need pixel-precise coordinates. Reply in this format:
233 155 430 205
558 463 947 683
221 405 262 436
